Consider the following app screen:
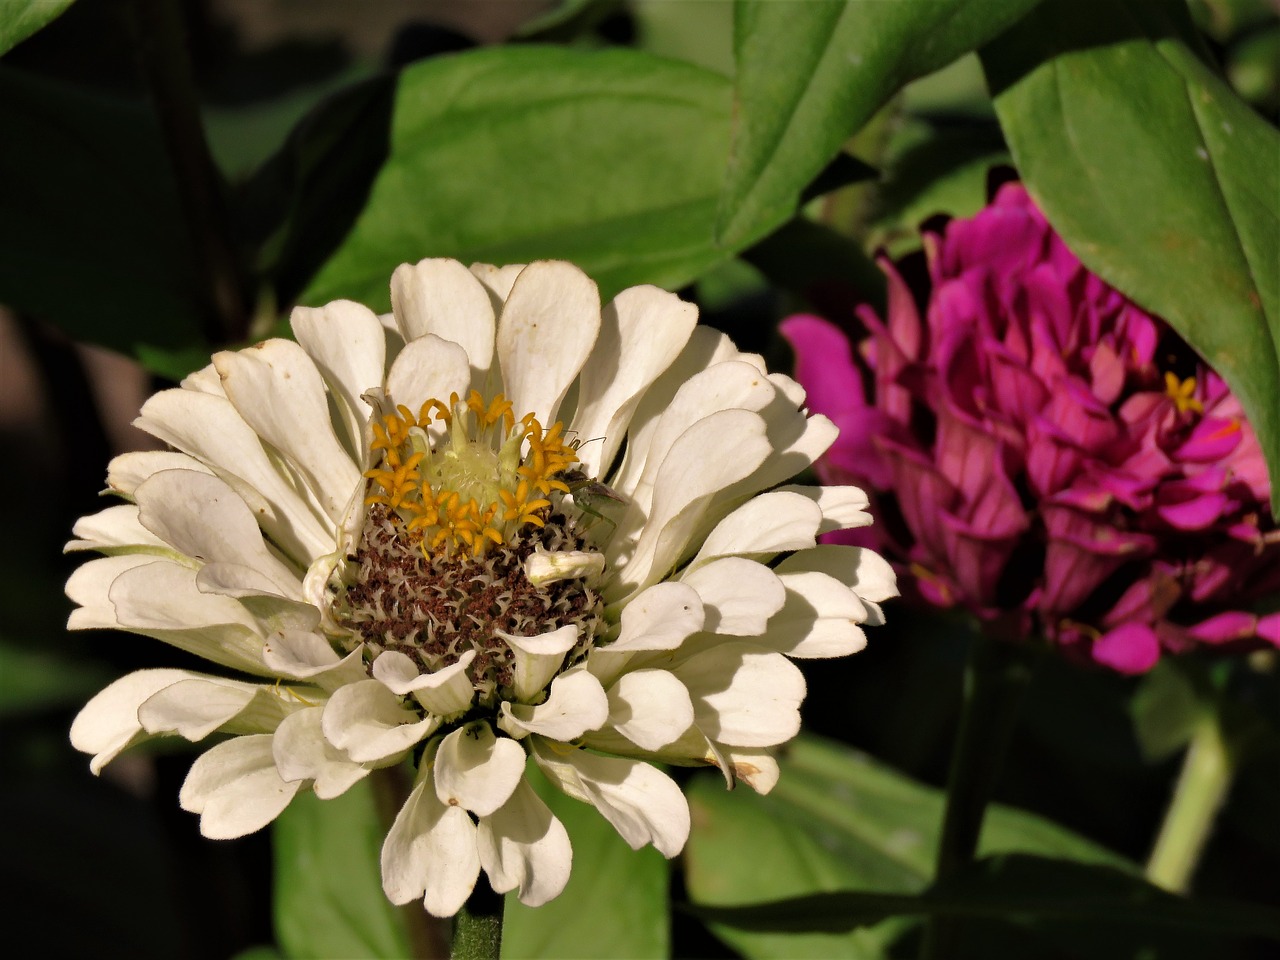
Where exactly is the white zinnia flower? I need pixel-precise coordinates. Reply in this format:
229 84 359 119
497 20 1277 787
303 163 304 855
67 259 895 916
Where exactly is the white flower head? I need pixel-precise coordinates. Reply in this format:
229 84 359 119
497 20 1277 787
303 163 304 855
67 259 895 916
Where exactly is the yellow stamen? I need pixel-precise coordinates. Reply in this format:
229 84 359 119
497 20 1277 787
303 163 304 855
1164 372 1204 415
362 391 579 558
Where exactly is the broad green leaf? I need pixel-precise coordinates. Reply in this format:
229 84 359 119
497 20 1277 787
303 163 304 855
503 766 669 959
296 46 736 309
684 734 1130 958
0 0 74 56
274 778 414 960
717 0 1042 248
0 67 205 354
691 854 1280 949
981 0 1280 512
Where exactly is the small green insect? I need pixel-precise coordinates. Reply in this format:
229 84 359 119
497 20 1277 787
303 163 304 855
562 466 626 532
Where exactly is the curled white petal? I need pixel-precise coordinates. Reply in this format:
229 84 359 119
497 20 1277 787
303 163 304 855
499 669 608 741
532 741 689 858
497 625 578 702
675 647 806 748
776 483 873 534
179 734 301 839
138 677 293 741
71 668 196 773
322 679 438 763
273 707 371 799
381 762 480 917
434 722 527 817
524 550 605 587
477 779 572 907
372 649 477 717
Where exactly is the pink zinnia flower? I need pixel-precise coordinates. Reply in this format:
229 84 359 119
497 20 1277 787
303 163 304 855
782 183 1280 674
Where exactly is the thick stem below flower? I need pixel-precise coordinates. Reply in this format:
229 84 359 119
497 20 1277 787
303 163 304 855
451 875 505 960
919 628 1038 960
1145 705 1234 893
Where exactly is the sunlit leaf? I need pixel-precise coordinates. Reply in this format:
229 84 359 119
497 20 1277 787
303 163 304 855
717 0 1041 248
274 778 414 960
0 0 75 56
292 46 736 309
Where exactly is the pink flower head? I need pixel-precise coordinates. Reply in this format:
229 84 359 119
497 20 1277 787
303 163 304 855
782 183 1280 674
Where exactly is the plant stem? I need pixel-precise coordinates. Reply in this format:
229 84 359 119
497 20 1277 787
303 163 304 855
1145 705 1234 893
919 629 1038 960
451 876 505 960
130 0 250 345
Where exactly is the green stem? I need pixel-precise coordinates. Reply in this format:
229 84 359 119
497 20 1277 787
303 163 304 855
451 876 505 960
1145 705 1235 893
920 629 1038 960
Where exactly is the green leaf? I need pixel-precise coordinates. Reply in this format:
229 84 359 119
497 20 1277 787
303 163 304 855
690 854 1280 943
981 0 1280 512
503 766 668 959
1130 658 1209 762
0 642 111 717
293 46 736 309
273 778 413 960
684 734 1130 958
0 0 74 56
0 67 205 354
717 0 1042 248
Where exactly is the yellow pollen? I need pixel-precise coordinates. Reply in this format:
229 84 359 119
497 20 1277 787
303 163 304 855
1164 372 1204 415
363 390 578 558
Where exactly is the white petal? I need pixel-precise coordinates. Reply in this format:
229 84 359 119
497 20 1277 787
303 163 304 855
372 649 477 717
273 707 370 799
213 340 362 526
778 543 899 603
381 764 480 916
291 299 387 462
263 629 366 688
499 669 608 741
496 261 600 427
105 450 213 499
610 581 704 652
524 550 605 587
138 677 291 741
65 554 158 631
71 668 194 773
322 679 438 763
676 647 806 748
179 735 301 839
692 490 823 567
776 483 873 534
477 779 571 907
135 469 301 595
572 285 698 477
391 258 496 380
531 742 689 857
66 504 173 556
434 722 527 817
680 558 785 636
497 625 578 702
384 333 471 426
615 409 771 596
136 389 332 564
769 570 869 658
108 560 271 675
605 670 694 751
609 329 752 497
722 747 781 794
469 261 525 306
